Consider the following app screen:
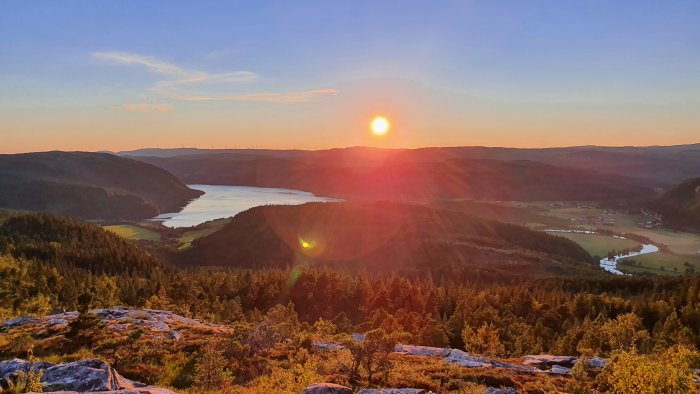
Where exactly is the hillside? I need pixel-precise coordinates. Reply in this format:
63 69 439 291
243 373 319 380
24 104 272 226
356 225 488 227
0 212 162 275
0 151 202 220
1 212 699 393
179 201 597 279
650 177 700 232
132 151 654 201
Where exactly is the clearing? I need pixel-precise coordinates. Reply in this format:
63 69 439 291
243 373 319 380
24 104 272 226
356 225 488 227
103 224 161 241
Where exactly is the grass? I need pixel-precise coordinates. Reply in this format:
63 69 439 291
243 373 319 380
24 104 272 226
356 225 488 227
176 218 230 249
548 232 641 258
616 228 700 255
619 252 700 276
103 224 161 241
519 202 700 256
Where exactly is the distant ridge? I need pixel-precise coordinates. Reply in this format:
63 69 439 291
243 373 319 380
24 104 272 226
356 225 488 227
121 144 700 193
125 149 655 202
117 143 700 157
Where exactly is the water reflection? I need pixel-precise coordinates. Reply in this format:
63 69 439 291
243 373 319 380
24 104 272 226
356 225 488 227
153 184 338 228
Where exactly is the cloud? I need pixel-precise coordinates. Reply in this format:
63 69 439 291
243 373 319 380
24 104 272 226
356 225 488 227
121 102 174 113
93 51 338 105
155 83 339 104
93 51 194 78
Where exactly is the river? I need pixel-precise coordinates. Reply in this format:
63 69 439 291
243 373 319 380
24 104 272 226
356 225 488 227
544 229 660 275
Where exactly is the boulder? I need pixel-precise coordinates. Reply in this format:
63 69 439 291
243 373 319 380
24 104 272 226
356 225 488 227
394 345 450 358
357 389 431 394
352 333 365 342
0 358 175 393
167 330 182 340
444 349 491 368
0 358 53 377
41 359 135 392
2 316 38 327
522 355 577 368
37 389 177 394
301 382 353 394
548 365 571 375
313 341 345 350
587 357 607 368
483 388 519 394
490 360 537 372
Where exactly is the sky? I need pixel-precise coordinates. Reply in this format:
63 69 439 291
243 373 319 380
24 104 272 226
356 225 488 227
1 0 699 153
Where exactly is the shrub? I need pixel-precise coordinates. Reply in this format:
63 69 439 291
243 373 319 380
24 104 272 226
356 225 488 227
598 345 699 394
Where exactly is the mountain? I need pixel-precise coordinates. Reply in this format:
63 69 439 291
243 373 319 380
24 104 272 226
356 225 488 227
129 150 654 202
120 143 700 187
650 177 700 232
0 151 202 220
178 201 598 279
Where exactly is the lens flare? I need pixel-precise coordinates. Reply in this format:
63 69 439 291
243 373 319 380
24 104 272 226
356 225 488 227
300 238 312 249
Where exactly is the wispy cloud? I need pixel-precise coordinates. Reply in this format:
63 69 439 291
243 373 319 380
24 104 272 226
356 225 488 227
121 102 174 113
93 51 338 105
93 51 195 78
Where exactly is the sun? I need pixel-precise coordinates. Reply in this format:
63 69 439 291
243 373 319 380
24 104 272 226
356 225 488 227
370 116 390 136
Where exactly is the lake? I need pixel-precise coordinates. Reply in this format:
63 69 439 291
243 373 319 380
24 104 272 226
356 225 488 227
153 184 338 228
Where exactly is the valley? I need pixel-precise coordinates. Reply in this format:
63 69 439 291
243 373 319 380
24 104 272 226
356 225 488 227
4 3 700 392
1 146 699 393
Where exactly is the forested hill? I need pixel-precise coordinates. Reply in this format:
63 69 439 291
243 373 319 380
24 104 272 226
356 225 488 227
179 201 598 280
0 212 162 275
0 151 202 220
650 177 700 232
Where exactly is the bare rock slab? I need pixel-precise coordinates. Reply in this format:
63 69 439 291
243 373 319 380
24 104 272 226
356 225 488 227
301 383 354 394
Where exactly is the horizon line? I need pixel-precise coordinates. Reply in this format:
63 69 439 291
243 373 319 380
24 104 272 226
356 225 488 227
3 141 700 156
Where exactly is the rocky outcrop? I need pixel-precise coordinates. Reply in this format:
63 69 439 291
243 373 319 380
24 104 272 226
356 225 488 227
1 306 233 342
548 365 571 375
357 389 432 394
587 356 607 368
522 355 577 368
315 342 605 377
523 354 606 370
0 358 176 393
304 385 517 394
443 349 495 369
39 389 176 394
377 344 536 371
483 388 519 394
301 382 354 394
393 345 449 358
302 385 433 394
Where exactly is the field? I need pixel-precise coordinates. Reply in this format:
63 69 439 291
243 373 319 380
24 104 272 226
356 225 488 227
622 228 700 255
103 224 161 241
504 202 700 252
496 202 700 276
547 232 641 258
619 252 700 276
176 218 230 249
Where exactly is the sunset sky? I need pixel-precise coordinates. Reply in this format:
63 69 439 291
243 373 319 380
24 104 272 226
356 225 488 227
1 1 699 153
